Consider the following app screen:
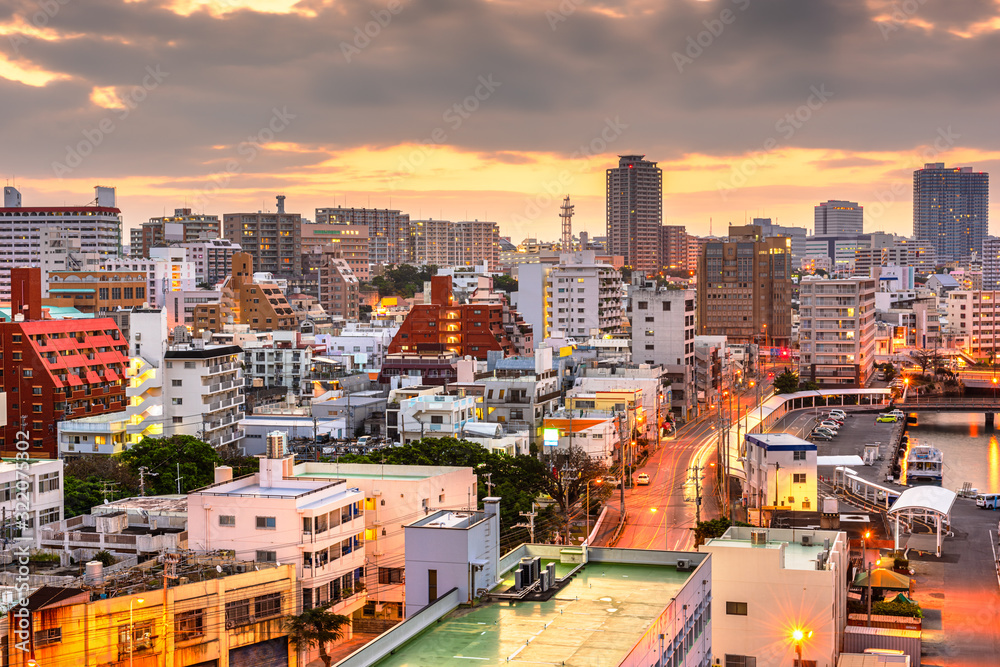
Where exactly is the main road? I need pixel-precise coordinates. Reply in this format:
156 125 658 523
612 379 772 552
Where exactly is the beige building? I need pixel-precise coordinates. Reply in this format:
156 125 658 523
318 248 360 321
798 276 877 387
412 219 499 268
945 290 1000 357
301 222 370 281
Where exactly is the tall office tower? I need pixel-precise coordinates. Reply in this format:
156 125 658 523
660 225 689 271
696 225 793 347
814 200 863 236
913 163 989 262
606 155 663 273
315 206 412 266
222 195 302 278
984 238 1000 290
132 208 221 258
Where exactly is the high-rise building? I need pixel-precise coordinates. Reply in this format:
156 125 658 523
131 208 220 258
913 163 989 262
814 200 863 236
222 195 302 277
753 217 809 265
176 237 242 285
660 225 689 271
301 221 370 281
983 238 1000 290
315 206 412 266
606 155 662 273
412 219 499 268
798 276 877 387
0 185 123 301
318 247 360 322
696 226 793 347
103 247 197 308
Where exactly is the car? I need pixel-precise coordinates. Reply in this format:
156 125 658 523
876 414 898 423
636 473 650 486
829 409 848 419
356 436 371 447
823 416 844 425
888 409 905 419
977 493 1000 509
809 431 833 441
819 421 842 431
813 427 837 438
602 476 621 487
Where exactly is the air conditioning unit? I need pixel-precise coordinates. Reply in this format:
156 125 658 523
750 529 767 546
676 558 692 571
801 535 813 546
372 489 382 496
135 332 142 341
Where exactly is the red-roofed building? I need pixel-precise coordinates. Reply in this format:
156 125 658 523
0 268 129 459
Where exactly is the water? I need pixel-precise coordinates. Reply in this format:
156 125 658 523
906 412 1000 494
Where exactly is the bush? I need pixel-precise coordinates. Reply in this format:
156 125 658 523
872 600 922 619
93 550 117 567
29 551 60 565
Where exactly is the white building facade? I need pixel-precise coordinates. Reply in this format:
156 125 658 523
798 277 877 387
163 342 244 449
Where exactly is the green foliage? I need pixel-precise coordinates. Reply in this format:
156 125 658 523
773 368 800 394
63 476 113 518
117 435 222 495
93 550 117 566
692 517 752 546
370 264 438 299
63 455 140 517
492 274 518 293
799 380 820 391
29 551 60 564
872 600 923 619
284 605 352 667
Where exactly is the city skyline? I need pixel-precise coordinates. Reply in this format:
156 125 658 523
2 0 1000 240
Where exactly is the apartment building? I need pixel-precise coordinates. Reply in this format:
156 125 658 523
411 219 499 268
315 205 411 266
945 290 1000 357
516 250 623 340
984 238 1000 290
193 253 297 335
697 225 793 347
317 247 360 321
317 323 399 370
798 276 877 387
913 162 989 262
223 195 302 277
104 246 197 308
39 229 103 294
628 279 695 367
0 268 129 459
163 341 244 450
131 207 220 258
660 224 689 271
242 330 324 398
44 270 148 314
606 154 662 273
301 221 370 280
397 393 477 443
0 185 122 300
177 237 242 285
0 458 63 546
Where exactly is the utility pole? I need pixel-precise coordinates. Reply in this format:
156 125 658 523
483 472 494 497
617 411 626 509
176 462 183 495
514 503 537 543
690 465 703 524
138 467 157 497
100 480 120 504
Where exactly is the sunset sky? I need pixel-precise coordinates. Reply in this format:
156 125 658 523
2 0 999 242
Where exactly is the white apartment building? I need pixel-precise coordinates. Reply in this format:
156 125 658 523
104 246 197 308
0 458 63 546
317 324 399 370
412 219 499 268
177 237 242 285
742 432 818 513
39 229 103 296
704 526 848 667
575 365 670 441
187 449 367 619
984 238 1000 291
164 288 223 330
473 370 562 447
516 251 623 340
798 276 877 387
945 290 1000 357
0 185 122 300
293 462 478 621
628 280 696 368
397 394 477 443
163 342 244 450
242 330 323 398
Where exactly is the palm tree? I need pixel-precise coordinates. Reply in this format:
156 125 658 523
285 605 351 667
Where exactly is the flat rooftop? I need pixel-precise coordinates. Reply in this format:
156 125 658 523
373 562 691 666
294 462 471 481
705 527 844 571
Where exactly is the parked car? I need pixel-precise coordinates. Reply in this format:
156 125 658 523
813 427 837 438
636 473 650 486
602 476 621 487
356 436 371 447
809 431 833 441
977 493 999 509
829 409 848 419
888 409 905 419
876 414 898 423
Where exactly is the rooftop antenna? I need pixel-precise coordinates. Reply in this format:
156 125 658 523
560 196 575 251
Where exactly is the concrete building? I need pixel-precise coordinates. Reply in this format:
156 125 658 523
397 393 478 443
798 276 877 387
742 432 818 513
315 205 411 266
301 221 370 281
104 246 197 308
223 195 302 277
242 331 323 398
44 269 148 314
984 238 1000 291
806 235 865 274
177 237 242 285
132 207 220 258
945 290 1000 357
193 252 297 335
926 273 960 298
0 185 122 301
163 341 244 450
913 162 989 262
0 458 62 546
606 154 662 273
697 225 793 347
38 228 103 294
317 323 399 370
815 200 863 236
516 251 623 341
412 219 499 268
753 217 810 266
317 247 360 321
628 278 695 368
704 525 848 667
294 462 478 621
660 224 689 271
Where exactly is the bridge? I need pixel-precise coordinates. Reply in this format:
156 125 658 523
895 396 999 426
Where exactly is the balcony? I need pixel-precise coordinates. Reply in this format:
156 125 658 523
206 361 238 376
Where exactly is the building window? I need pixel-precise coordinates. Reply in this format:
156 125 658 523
172 416 183 424
793 450 806 461
793 473 807 484
725 657 757 667
175 609 204 641
184 361 196 369
225 599 251 628
256 516 276 530
378 567 404 584
171 379 183 387
663 301 671 311
118 621 153 660
171 398 183 405
255 592 282 619
219 515 236 527
35 627 61 646
637 301 648 310
726 601 748 616
256 550 277 563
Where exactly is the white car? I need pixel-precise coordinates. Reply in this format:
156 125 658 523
829 410 847 419
818 421 841 431
636 473 650 486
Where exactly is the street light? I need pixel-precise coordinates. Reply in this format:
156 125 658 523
791 628 812 665
130 597 145 667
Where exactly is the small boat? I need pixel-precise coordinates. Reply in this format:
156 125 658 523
906 444 943 485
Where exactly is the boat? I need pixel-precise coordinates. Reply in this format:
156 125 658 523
905 444 943 485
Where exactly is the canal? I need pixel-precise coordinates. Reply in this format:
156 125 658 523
905 411 1000 494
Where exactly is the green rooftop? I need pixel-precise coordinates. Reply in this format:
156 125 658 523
372 562 691 666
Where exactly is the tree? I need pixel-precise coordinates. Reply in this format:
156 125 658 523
911 350 940 376
63 456 139 517
692 517 751 546
284 605 351 667
63 476 109 518
117 435 222 495
798 379 820 391
773 368 800 394
492 274 518 294
541 446 610 543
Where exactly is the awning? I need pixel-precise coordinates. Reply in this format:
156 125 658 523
104 368 119 382
818 455 865 467
853 568 912 590
86 370 101 384
67 374 83 387
889 486 957 517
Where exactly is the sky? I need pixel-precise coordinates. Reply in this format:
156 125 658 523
2 0 999 243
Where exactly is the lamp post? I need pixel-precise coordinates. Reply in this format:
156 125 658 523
791 628 812 666
863 530 873 627
130 597 145 667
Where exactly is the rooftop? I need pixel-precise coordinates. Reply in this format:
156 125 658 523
294 462 471 481
373 562 693 666
704 526 844 571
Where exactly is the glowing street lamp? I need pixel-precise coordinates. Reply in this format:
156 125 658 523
791 628 812 664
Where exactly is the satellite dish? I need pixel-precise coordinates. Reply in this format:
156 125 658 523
216 565 223 573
